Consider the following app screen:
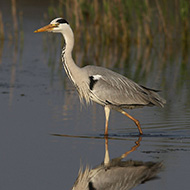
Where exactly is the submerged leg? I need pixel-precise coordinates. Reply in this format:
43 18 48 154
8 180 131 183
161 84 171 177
118 109 143 135
104 106 110 136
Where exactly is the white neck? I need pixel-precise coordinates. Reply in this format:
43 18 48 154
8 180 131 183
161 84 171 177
60 25 90 104
61 26 80 85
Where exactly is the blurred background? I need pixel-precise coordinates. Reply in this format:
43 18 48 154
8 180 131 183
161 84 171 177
0 0 190 190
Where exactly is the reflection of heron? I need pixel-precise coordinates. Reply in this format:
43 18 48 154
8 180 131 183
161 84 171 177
72 137 162 190
35 18 166 135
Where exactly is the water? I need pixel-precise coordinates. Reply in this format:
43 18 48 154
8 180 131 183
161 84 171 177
0 0 190 190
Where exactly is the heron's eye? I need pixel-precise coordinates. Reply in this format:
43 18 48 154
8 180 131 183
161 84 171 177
53 23 59 27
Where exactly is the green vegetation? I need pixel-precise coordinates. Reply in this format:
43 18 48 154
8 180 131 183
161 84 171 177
45 0 189 49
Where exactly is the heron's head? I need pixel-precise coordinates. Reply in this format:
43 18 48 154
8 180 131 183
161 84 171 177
34 18 69 34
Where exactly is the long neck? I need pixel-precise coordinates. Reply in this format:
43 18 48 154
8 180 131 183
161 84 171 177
61 26 80 86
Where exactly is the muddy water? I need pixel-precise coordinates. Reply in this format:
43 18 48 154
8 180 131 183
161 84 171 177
0 1 190 190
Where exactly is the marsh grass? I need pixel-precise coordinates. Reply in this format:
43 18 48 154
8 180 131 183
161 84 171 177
45 0 189 44
0 0 24 105
43 0 189 78
0 11 4 41
0 11 4 65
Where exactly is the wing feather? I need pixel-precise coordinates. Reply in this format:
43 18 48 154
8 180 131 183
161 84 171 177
83 65 165 108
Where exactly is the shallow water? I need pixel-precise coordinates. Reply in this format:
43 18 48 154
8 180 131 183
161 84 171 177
0 1 190 190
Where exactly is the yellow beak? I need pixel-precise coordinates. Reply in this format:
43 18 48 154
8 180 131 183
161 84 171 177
34 24 58 33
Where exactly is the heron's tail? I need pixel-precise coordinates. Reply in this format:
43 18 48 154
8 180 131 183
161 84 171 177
142 162 163 183
140 85 166 107
149 90 166 108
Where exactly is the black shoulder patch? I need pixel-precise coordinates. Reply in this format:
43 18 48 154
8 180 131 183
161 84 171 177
56 18 69 24
89 76 98 90
88 182 96 190
106 100 112 105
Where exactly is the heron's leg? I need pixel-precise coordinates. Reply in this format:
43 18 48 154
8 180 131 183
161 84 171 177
104 136 110 165
104 106 110 136
118 109 143 135
120 136 142 159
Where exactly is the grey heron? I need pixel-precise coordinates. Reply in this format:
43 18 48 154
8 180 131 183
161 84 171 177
34 18 166 135
72 137 163 190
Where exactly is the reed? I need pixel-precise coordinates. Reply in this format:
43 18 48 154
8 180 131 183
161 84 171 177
11 0 18 36
0 11 4 65
0 11 4 40
0 0 25 105
46 0 189 45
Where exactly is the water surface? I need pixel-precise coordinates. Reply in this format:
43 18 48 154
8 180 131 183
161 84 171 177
0 1 190 190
